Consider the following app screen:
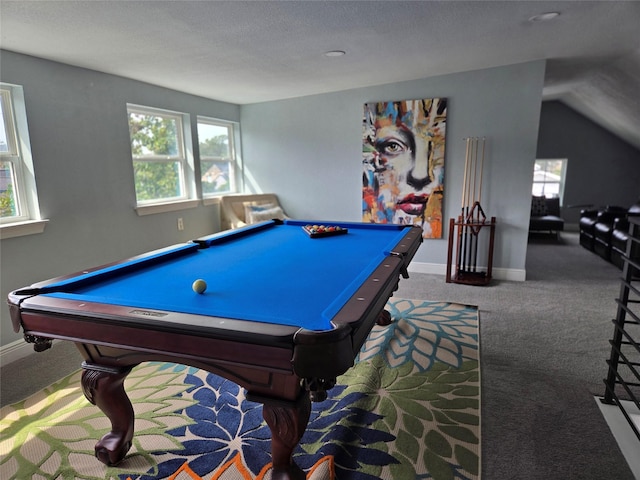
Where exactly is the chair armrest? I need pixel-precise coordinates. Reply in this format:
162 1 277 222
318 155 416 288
614 217 630 231
597 210 625 224
580 209 599 218
220 193 286 230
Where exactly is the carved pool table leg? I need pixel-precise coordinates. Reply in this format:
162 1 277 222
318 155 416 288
262 394 311 480
81 362 135 466
377 309 392 326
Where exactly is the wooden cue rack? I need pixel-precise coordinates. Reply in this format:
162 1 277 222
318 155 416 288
445 136 496 286
446 214 496 285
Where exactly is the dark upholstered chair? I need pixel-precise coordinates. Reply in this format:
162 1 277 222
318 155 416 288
529 196 564 237
579 199 640 269
611 201 640 269
593 206 629 261
580 206 626 253
579 209 599 250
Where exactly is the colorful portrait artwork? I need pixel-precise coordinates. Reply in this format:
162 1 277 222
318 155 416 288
362 98 447 238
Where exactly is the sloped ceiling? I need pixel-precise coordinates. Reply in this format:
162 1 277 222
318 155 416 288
1 1 639 149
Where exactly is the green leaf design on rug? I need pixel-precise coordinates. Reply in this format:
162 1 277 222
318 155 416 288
0 363 196 480
337 356 479 480
3 300 480 480
362 300 478 372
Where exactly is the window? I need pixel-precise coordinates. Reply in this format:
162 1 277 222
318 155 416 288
532 159 567 202
197 117 238 197
127 105 195 209
0 83 45 238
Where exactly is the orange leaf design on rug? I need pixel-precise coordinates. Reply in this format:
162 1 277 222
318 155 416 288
162 452 337 480
255 454 335 480
211 452 253 479
168 461 202 480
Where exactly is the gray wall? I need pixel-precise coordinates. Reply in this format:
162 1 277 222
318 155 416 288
1 51 239 346
537 100 640 225
240 61 546 276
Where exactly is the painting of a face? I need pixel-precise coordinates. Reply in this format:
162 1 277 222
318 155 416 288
362 98 447 238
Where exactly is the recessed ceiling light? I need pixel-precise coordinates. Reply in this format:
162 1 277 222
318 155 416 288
324 50 346 57
528 12 560 22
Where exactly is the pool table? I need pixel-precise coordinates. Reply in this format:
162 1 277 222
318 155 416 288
8 219 422 480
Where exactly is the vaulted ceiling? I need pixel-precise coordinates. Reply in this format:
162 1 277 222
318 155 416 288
2 1 639 149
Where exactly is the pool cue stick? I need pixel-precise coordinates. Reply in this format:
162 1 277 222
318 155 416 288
461 137 470 210
477 137 486 206
470 137 478 272
471 137 485 273
462 137 474 272
459 137 470 272
471 137 478 219
460 138 471 273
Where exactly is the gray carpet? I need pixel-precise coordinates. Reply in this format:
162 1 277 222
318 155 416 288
396 232 634 479
1 232 634 479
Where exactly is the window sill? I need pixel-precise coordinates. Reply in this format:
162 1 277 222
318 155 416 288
135 199 200 216
0 219 49 240
202 196 222 206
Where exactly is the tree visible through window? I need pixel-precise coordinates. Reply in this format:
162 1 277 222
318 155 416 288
1 91 19 218
532 159 567 201
0 161 18 217
197 117 236 196
127 105 189 204
0 84 42 226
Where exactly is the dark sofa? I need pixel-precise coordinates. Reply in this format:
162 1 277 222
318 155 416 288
579 199 640 268
529 196 564 237
611 202 640 268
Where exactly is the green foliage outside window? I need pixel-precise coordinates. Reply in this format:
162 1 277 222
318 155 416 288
200 135 229 158
128 111 183 201
133 161 181 201
200 134 232 195
0 161 16 217
0 184 16 217
197 118 234 195
129 113 179 157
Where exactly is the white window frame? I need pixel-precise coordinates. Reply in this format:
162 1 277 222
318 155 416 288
532 158 568 205
0 83 46 239
197 116 240 200
127 104 198 216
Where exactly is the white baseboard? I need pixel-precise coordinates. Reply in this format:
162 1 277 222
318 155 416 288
565 222 579 233
408 261 526 282
0 338 37 366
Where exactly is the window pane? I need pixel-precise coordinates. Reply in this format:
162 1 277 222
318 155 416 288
197 123 230 158
197 118 237 197
532 159 566 202
129 112 180 157
0 161 19 217
201 161 232 194
532 183 545 196
542 183 560 197
0 101 8 153
133 161 182 201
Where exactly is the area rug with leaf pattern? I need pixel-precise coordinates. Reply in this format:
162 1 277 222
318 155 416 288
1 299 480 480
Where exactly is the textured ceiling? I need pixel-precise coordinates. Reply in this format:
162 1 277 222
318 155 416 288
1 1 640 149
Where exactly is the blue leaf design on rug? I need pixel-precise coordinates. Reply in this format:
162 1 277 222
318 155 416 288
126 300 480 480
1 299 479 480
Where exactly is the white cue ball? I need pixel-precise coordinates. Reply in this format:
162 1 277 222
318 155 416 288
192 279 207 294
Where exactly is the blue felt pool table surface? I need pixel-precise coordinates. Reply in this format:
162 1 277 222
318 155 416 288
40 220 413 331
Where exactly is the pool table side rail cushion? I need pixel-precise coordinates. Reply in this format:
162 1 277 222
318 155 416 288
8 242 200 332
